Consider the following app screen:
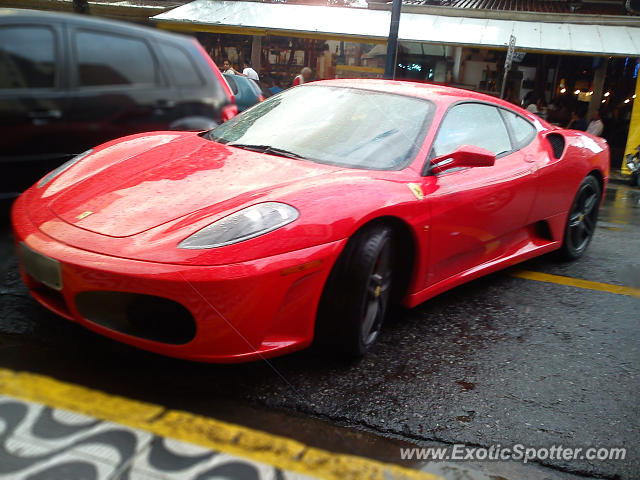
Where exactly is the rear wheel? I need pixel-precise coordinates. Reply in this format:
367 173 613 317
560 175 601 260
315 225 395 358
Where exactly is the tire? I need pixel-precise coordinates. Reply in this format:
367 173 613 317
560 175 601 260
315 225 395 358
631 172 640 188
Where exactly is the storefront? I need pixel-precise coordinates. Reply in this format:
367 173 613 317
152 0 640 172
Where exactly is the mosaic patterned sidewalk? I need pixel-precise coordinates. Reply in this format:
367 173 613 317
0 395 312 480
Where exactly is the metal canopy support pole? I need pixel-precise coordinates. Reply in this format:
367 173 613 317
588 59 607 121
251 36 262 75
384 0 402 80
500 35 516 99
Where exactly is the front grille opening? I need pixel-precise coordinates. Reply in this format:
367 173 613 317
75 292 196 345
547 133 565 159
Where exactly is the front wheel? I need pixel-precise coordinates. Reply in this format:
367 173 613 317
315 225 395 358
560 175 601 260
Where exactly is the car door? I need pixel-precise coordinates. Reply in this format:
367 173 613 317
0 22 75 195
424 102 538 287
65 26 176 152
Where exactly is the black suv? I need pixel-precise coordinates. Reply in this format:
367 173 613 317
0 8 238 197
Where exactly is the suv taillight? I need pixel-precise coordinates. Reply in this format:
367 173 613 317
222 104 238 122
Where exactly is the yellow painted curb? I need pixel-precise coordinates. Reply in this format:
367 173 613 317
0 368 442 480
511 270 640 298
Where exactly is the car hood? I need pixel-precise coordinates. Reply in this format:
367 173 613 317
46 133 342 237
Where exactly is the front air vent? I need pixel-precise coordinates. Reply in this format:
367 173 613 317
76 291 196 345
547 133 565 159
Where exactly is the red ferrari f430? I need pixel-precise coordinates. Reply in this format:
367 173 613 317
12 80 609 362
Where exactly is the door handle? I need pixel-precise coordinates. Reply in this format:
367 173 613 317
154 99 176 109
28 109 62 120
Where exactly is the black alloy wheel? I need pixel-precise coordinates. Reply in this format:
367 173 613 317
561 175 601 260
315 225 395 358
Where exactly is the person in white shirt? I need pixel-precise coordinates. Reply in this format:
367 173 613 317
586 110 604 137
242 60 259 81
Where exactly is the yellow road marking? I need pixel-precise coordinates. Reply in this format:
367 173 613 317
0 368 441 480
511 270 640 298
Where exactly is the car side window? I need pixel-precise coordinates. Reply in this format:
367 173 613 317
0 26 56 89
158 43 203 87
502 110 537 149
224 75 239 95
431 103 512 158
74 30 158 87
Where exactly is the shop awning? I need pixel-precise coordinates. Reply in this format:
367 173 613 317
152 0 640 56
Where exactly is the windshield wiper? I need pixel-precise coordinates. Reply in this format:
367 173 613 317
228 144 306 160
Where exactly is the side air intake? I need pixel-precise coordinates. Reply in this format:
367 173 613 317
547 133 565 159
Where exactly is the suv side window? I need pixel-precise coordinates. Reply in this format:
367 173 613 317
502 110 537 149
158 43 203 87
432 103 512 158
74 30 158 87
0 26 56 89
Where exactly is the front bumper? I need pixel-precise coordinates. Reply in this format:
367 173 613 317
12 196 345 362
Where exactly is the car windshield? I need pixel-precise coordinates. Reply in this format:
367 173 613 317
205 85 434 170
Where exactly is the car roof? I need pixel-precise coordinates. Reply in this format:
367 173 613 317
0 8 190 43
310 79 538 117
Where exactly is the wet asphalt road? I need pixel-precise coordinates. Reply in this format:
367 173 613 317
1 182 639 480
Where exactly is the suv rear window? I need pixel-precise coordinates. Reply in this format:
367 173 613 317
75 30 158 87
0 26 56 89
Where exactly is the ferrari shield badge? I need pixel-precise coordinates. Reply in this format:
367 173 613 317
407 183 424 200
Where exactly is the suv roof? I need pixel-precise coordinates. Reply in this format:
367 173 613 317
0 8 191 42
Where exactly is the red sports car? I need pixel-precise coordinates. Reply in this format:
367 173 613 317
12 80 609 362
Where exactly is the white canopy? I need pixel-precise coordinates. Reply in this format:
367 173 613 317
152 0 640 56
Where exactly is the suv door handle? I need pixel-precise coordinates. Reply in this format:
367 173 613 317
28 109 62 120
154 99 176 109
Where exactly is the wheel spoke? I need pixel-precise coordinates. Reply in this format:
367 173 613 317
571 222 584 248
583 214 595 234
361 300 379 341
584 194 598 214
577 189 588 211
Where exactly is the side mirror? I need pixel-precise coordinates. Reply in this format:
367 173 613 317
430 145 496 174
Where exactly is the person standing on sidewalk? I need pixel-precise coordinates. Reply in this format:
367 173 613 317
242 60 260 81
293 67 312 86
222 59 240 75
586 110 605 137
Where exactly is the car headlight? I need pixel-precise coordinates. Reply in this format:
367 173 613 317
178 202 299 249
38 149 93 188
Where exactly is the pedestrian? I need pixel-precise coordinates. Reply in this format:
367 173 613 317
242 60 259 81
567 111 588 131
222 59 239 75
293 67 312 87
265 77 284 95
586 110 604 136
525 99 539 114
